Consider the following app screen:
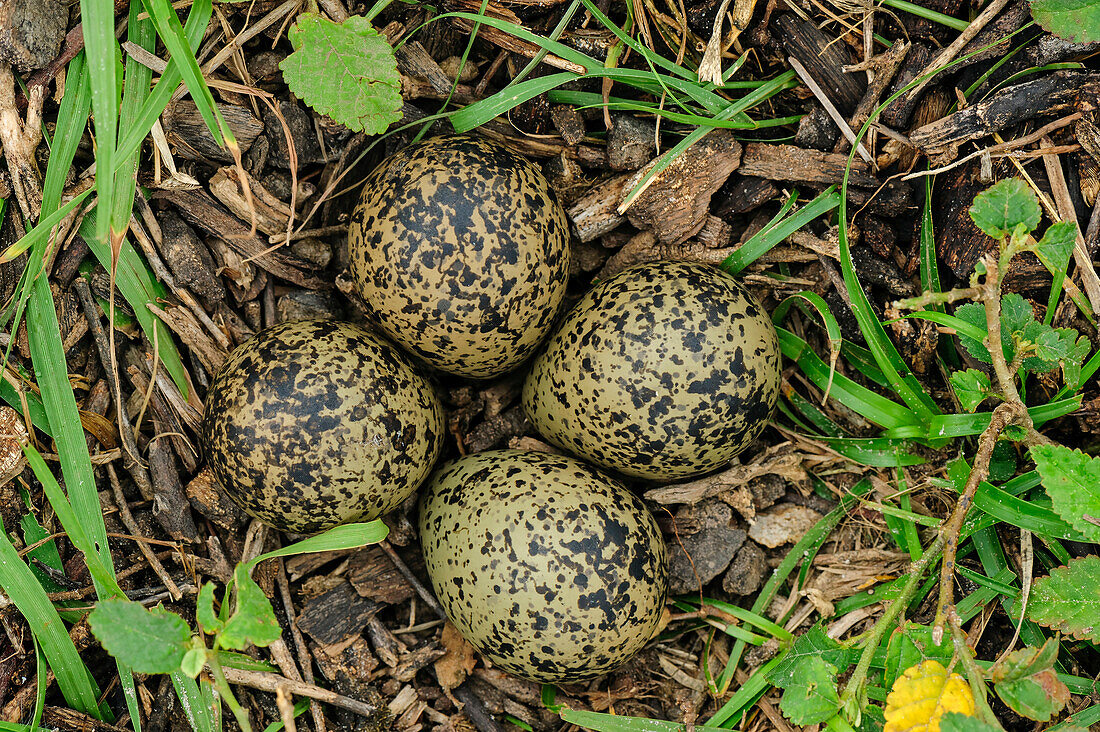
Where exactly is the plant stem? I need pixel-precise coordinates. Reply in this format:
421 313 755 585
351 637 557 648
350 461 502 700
839 531 946 723
933 401 1024 640
208 651 252 732
948 613 1005 730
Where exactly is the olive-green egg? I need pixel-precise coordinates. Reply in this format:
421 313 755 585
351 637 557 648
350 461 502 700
347 135 570 379
419 449 668 684
522 261 781 481
201 320 444 534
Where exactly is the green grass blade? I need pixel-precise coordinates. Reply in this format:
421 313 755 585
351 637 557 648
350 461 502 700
879 0 968 30
111 2 155 234
943 459 1091 541
27 272 114 572
42 54 92 217
708 480 873 714
919 397 1081 438
777 328 919 429
723 188 841 274
21 445 118 590
781 389 845 437
117 0 212 162
900 311 986 343
246 521 390 568
837 206 940 421
171 671 216 732
138 0 234 151
918 178 943 307
817 437 925 467
576 0 698 81
450 73 576 131
0 525 101 715
79 0 120 245
78 210 189 393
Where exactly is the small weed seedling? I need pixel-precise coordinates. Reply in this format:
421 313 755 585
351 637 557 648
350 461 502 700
86 522 389 731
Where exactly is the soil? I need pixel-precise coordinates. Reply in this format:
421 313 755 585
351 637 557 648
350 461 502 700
0 0 1096 729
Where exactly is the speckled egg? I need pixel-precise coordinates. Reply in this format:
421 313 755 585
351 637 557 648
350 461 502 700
202 319 444 534
419 449 668 684
347 135 571 379
522 261 781 481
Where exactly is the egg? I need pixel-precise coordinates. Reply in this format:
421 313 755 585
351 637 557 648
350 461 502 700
522 261 781 481
419 449 668 684
201 319 444 534
347 135 571 379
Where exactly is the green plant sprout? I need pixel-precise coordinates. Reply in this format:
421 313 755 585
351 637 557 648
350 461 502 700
87 522 389 731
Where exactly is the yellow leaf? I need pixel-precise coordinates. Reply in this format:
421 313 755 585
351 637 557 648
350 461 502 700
884 660 976 732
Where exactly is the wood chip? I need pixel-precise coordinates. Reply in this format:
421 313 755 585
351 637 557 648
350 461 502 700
738 143 879 188
620 130 742 245
296 582 380 647
347 546 415 605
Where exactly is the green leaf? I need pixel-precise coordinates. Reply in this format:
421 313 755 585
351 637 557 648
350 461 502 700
1035 221 1078 274
246 521 389 569
988 441 1017 483
883 622 955 692
88 599 190 674
280 13 401 134
180 647 206 679
1028 0 1100 43
968 178 1041 239
955 294 1033 364
1030 444 1100 541
778 655 839 725
767 625 857 688
218 566 281 651
1025 556 1100 643
20 513 67 593
196 583 223 634
939 712 1003 732
1016 321 1089 377
991 639 1070 721
949 369 992 412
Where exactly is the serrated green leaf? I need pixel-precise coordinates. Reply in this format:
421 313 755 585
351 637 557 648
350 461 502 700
939 712 1002 732
949 369 992 412
218 565 281 651
1025 556 1100 642
1016 321 1088 376
196 583 222 634
991 638 1069 721
1035 221 1078 273
280 13 401 134
955 293 1033 364
767 625 857 688
1029 0 1100 43
1000 292 1036 339
88 599 189 674
778 655 839 725
969 179 1041 239
1030 444 1100 541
